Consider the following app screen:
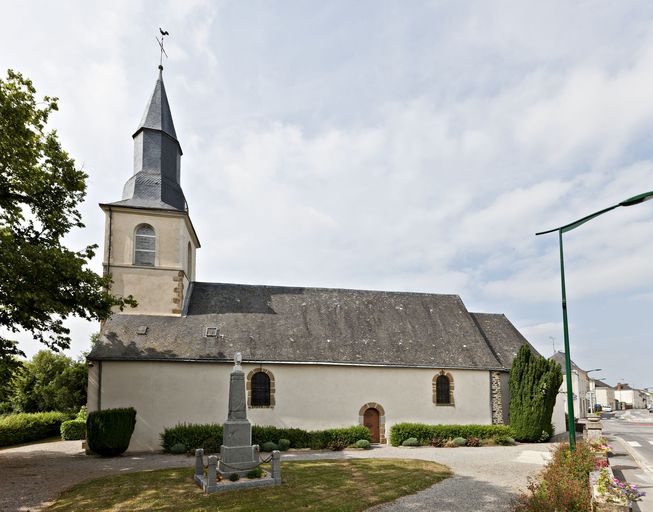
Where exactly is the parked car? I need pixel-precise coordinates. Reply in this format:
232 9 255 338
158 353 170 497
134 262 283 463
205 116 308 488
648 405 653 413
603 406 613 412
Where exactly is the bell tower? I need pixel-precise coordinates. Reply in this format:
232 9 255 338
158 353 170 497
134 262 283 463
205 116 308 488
100 66 200 316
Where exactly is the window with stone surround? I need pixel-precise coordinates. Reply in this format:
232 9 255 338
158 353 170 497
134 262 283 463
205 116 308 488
134 224 156 266
433 371 454 406
247 368 275 408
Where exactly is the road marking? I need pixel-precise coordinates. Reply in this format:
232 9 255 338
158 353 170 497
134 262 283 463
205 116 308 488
649 440 653 446
627 441 642 447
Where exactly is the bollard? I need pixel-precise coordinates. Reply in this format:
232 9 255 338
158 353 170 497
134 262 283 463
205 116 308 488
207 455 218 492
271 450 281 484
195 448 204 477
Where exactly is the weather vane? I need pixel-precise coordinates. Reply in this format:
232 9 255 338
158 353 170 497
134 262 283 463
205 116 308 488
156 28 169 68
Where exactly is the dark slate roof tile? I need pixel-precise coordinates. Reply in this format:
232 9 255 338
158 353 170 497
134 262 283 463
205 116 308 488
91 282 525 369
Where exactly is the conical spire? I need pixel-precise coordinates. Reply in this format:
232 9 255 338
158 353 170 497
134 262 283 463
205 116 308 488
133 66 178 141
111 67 186 212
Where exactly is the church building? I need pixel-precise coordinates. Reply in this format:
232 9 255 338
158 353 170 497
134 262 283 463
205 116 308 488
87 67 537 452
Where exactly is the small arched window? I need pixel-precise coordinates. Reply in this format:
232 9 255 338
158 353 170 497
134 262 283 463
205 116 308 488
134 224 156 266
251 371 271 407
436 374 451 405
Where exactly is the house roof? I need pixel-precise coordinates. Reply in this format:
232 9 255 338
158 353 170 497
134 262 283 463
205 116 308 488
549 351 588 376
90 282 534 370
470 313 538 367
594 380 614 389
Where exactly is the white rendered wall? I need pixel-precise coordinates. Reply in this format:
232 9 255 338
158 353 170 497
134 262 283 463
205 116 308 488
89 361 493 452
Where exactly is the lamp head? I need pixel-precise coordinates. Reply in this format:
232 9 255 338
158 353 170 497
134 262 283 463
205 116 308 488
620 190 653 207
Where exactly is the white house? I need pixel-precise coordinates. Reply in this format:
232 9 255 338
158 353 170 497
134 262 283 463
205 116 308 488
88 67 544 452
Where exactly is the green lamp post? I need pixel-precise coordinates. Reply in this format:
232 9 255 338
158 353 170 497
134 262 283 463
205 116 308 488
536 190 653 451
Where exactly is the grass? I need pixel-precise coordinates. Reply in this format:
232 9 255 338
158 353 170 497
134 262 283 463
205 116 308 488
49 458 451 511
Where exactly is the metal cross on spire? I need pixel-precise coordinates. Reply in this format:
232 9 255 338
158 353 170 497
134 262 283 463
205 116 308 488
156 28 169 69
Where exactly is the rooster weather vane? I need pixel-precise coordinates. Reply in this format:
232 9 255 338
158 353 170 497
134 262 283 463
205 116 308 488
156 28 170 68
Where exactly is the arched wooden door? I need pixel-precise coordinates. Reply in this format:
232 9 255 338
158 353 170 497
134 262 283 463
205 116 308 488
363 407 380 443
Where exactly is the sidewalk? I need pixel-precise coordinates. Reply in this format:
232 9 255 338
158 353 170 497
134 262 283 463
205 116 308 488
609 438 653 512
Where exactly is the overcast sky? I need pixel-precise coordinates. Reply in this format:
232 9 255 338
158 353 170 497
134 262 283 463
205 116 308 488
2 1 652 390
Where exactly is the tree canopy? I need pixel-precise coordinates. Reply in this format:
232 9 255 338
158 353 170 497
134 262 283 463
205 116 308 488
0 69 134 360
509 344 563 442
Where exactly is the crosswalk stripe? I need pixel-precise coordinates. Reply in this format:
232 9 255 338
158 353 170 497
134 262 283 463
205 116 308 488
648 440 653 446
627 441 642 447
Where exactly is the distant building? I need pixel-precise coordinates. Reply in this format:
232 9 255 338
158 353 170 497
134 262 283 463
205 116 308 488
615 383 647 409
593 380 616 410
550 351 590 420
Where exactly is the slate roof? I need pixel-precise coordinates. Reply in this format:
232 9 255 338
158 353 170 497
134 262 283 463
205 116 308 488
90 282 534 371
469 313 538 367
550 351 586 375
595 380 614 389
109 67 187 212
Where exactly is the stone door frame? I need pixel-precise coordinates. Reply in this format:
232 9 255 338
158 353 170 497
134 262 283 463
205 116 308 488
359 402 386 444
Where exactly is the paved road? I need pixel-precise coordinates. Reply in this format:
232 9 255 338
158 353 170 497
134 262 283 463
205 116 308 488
602 409 653 512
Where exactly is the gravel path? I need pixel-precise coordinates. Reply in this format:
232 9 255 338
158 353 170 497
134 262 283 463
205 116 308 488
0 440 552 512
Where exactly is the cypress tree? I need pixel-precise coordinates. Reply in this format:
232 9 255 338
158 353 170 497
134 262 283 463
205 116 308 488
508 345 562 442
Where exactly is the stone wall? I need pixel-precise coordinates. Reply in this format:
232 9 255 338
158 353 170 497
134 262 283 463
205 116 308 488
490 371 504 425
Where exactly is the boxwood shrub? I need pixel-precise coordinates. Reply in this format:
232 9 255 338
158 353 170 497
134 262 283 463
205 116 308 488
86 407 136 456
60 419 86 440
0 412 71 447
390 423 514 447
161 424 223 453
161 423 371 452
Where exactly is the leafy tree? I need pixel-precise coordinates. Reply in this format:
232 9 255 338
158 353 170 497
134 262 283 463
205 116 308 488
0 357 22 414
0 70 135 360
10 350 87 413
509 344 563 442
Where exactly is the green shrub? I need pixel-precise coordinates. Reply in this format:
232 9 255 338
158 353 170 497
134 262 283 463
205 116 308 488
0 411 71 447
354 439 371 449
278 438 290 451
390 423 514 447
161 423 369 452
76 406 87 421
247 467 263 479
402 437 420 447
261 441 279 452
452 437 467 447
252 426 310 449
86 407 136 456
202 437 220 454
169 442 186 454
160 424 223 453
509 345 562 442
60 419 86 440
514 443 594 511
495 435 515 446
229 473 240 482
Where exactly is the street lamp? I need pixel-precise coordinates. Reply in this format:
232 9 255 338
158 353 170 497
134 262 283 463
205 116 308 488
536 190 653 451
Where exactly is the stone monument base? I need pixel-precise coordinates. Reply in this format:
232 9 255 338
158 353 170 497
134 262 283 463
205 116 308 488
218 444 260 478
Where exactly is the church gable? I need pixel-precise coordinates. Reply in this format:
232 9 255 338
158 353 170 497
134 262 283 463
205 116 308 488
91 282 524 370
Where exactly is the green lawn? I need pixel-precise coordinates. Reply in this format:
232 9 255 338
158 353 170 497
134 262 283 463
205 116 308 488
49 458 451 511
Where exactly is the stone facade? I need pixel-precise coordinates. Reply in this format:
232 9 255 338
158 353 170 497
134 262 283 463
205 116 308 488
490 371 504 425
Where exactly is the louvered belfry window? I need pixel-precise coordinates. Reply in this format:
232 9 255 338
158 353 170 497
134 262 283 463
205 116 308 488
251 371 271 407
134 225 156 266
436 374 451 404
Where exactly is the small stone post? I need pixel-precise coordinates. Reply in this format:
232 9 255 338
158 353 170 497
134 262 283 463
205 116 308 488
207 455 218 493
194 448 204 478
271 450 281 484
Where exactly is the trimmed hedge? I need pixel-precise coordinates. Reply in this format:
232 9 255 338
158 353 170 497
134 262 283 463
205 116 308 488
161 423 223 453
87 407 136 456
60 419 86 440
161 424 371 453
0 411 71 447
390 423 514 447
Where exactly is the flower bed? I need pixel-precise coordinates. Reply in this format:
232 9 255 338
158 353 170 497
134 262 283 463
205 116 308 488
591 466 644 511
